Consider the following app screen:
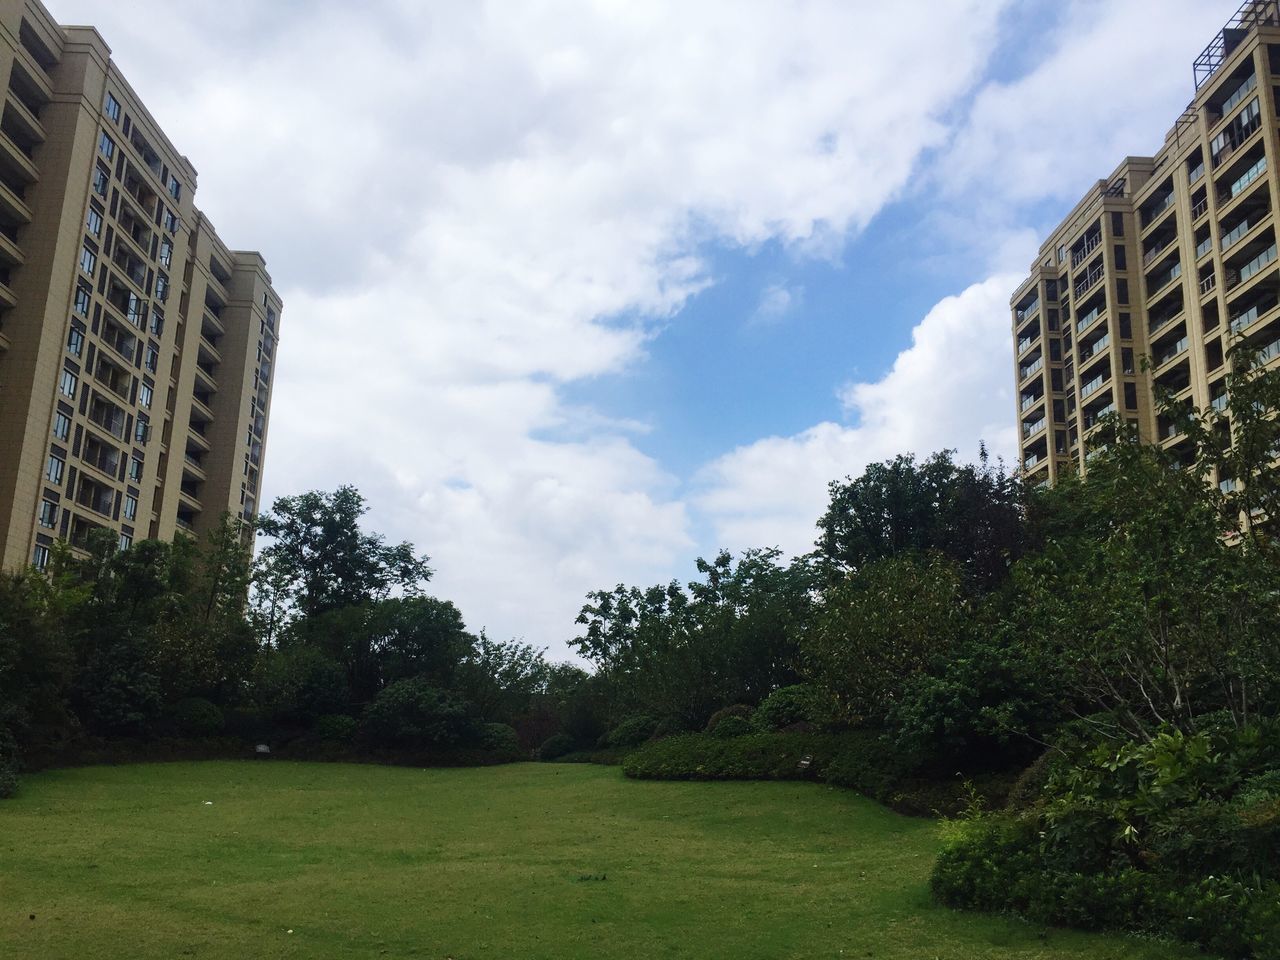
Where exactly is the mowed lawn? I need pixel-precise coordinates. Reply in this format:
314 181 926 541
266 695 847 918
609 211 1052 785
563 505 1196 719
0 762 1205 960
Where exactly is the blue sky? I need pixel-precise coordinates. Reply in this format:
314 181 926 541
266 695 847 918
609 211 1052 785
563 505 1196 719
53 0 1240 657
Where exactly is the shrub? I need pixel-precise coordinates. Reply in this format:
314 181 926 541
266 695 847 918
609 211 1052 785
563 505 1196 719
222 706 272 742
600 715 658 749
704 704 754 732
538 733 576 761
753 685 831 731
362 678 476 749
0 759 17 799
314 713 358 743
170 697 225 738
624 732 839 782
479 722 522 757
709 715 754 738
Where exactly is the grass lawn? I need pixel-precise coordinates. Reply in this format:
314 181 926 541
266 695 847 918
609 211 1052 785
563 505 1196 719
0 761 1206 960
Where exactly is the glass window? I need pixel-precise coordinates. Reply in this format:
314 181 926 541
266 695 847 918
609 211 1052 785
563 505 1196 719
118 532 132 552
159 238 172 268
163 208 178 233
145 346 158 372
150 308 164 337
130 457 143 482
135 416 149 444
168 175 181 200
80 245 96 276
86 207 103 237
46 454 64 485
155 273 169 300
59 369 78 397
32 544 50 571
67 327 84 357
53 411 70 441
139 383 153 408
93 163 109 197
38 499 58 528
123 495 138 521
98 131 115 161
74 284 92 316
105 92 121 123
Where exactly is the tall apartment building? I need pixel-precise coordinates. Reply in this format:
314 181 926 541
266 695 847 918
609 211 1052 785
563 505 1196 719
1012 1 1280 488
0 0 280 570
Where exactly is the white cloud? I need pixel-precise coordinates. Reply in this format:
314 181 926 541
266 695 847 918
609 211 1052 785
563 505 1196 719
751 282 803 325
694 274 1025 558
49 0 1012 655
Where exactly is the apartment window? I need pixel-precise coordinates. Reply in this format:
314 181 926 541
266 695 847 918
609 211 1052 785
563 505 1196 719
74 283 92 316
139 383 153 408
86 207 103 237
1119 312 1132 339
53 411 70 441
145 345 158 372
168 175 181 200
1122 347 1135 375
135 416 149 444
123 494 138 521
67 327 84 357
150 307 164 337
58 369 78 397
1057 244 1066 263
159 238 172 268
129 456 143 482
118 532 132 552
46 454 64 485
38 499 58 528
98 131 115 161
1113 245 1126 270
1124 382 1138 410
163 208 178 234
1112 212 1124 236
92 163 109 197
32 544 50 571
80 245 97 276
155 273 169 300
105 92 121 123
1116 279 1129 304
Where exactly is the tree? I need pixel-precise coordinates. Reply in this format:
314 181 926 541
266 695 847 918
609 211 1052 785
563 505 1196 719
815 449 1026 589
253 486 432 638
456 633 549 723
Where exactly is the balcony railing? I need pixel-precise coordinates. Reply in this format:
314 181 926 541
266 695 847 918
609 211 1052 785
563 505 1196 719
1200 272 1217 295
1081 333 1110 361
1023 453 1042 470
1143 235 1175 267
1071 233 1101 268
1260 336 1280 364
1017 336 1035 355
1221 216 1256 251
1196 235 1213 258
1081 373 1108 398
1228 242 1278 290
1150 309 1182 336
1019 356 1044 380
1076 305 1103 333
1148 261 1182 293
1156 335 1190 367
1015 299 1040 323
1022 417 1046 439
1211 394 1229 413
1074 263 1106 300
1220 477 1240 494
1020 394 1042 412
1221 72 1258 117
1192 197 1209 220
1143 192 1175 226
1219 156 1267 204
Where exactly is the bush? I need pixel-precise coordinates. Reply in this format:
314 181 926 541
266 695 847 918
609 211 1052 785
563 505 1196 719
709 715 754 739
538 733 577 761
624 732 839 781
314 713 358 743
0 759 17 799
222 706 272 742
361 678 476 749
753 685 831 731
600 715 658 749
704 704 754 732
170 697 225 738
479 722 522 757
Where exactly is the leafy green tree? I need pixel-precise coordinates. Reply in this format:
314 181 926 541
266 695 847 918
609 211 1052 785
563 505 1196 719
253 486 432 638
361 677 476 748
457 633 550 723
815 449 1025 589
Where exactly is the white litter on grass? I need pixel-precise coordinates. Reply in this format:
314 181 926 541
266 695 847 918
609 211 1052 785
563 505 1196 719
287 929 293 935
203 801 213 805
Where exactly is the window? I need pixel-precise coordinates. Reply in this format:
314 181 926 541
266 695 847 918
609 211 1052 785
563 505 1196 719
98 131 115 161
46 454 64 485
1116 279 1129 304
32 544 50 571
86 207 103 237
159 238 172 268
138 383 153 408
163 208 178 233
155 273 169 300
1057 244 1066 263
118 532 132 552
59 369 78 397
38 499 58 528
53 411 70 441
105 92 121 122
67 327 84 357
168 175 181 200
1124 382 1138 410
80 245 96 276
74 284 91 316
129 456 143 482
92 163 109 197
135 416 149 444
145 345 158 372
1112 212 1125 236
123 494 138 521
1113 245 1126 270
150 307 164 337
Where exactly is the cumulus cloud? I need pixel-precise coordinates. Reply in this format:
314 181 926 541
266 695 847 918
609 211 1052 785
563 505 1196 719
694 275 1024 559
53 0 1012 654
751 283 803 325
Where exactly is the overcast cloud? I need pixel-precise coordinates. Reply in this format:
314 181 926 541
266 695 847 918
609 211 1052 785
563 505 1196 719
52 0 1239 657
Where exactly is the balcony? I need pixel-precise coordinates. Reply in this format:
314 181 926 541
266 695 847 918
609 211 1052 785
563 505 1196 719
1220 214 1263 251
1259 336 1280 366
1015 298 1040 323
1080 373 1109 399
1210 97 1262 169
1017 335 1036 355
1226 241 1277 291
1142 234 1176 267
1155 335 1190 369
1080 332 1110 362
1218 155 1266 206
88 394 127 440
1076 304 1104 334
1146 260 1182 296
1200 272 1217 296
1192 196 1209 220
1220 477 1241 494
1071 232 1101 268
75 477 115 517
0 177 31 224
1019 356 1044 381
1210 393 1229 414
1219 72 1257 119
1141 191 1175 228
1074 263 1106 300
1228 298 1276 334
1019 393 1042 413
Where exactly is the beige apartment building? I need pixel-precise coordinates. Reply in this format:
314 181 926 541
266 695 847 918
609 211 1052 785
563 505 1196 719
0 0 280 571
1012 2 1280 488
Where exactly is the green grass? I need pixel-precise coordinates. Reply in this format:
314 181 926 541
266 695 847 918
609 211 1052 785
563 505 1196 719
0 762 1206 960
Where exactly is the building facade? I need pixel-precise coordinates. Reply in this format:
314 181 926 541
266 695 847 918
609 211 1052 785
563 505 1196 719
1012 2 1280 488
0 0 280 570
